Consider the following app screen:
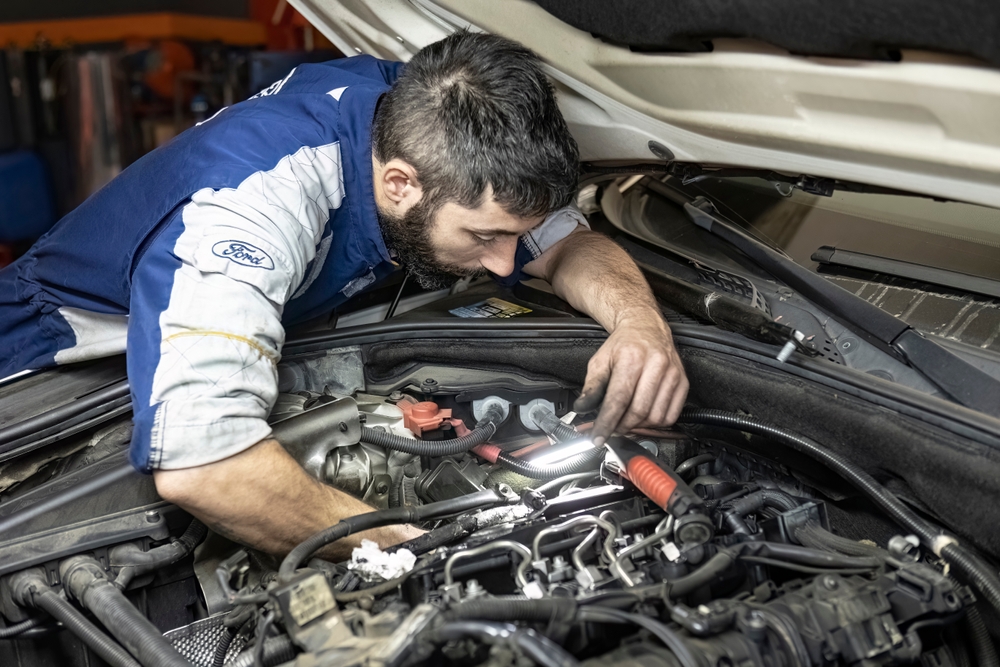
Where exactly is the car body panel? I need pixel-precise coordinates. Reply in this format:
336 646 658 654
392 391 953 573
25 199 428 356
288 0 1000 209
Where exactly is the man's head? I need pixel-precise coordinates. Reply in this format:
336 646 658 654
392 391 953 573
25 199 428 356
372 32 579 289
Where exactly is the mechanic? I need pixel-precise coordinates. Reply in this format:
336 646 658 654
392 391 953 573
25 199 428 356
0 32 688 557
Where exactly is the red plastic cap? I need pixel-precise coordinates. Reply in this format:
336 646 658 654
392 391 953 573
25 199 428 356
398 399 452 437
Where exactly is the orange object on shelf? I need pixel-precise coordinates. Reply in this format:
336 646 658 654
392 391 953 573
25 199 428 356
0 13 267 49
397 398 452 437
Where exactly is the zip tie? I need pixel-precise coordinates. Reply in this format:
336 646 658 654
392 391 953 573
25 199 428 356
931 534 959 557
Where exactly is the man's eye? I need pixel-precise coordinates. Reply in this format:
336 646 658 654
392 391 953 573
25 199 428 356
474 235 497 246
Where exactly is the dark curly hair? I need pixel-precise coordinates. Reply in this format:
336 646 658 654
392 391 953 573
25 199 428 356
373 31 579 218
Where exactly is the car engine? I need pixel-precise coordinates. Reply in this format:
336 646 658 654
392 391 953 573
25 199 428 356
0 355 993 667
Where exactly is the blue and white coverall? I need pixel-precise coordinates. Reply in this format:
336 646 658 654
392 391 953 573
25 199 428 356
0 56 587 473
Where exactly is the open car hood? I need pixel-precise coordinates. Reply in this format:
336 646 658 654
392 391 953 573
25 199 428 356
287 0 1000 209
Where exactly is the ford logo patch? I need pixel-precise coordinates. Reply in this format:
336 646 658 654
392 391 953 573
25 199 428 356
212 240 275 270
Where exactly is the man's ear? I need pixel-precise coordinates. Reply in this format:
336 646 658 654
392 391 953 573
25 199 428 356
378 158 423 208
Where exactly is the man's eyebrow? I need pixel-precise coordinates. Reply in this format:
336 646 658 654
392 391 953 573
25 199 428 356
470 228 522 236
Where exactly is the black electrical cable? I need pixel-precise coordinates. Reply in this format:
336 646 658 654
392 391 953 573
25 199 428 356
494 446 605 480
279 489 502 580
29 587 140 667
384 273 408 321
794 522 888 559
578 606 699 667
677 409 1000 614
0 615 43 639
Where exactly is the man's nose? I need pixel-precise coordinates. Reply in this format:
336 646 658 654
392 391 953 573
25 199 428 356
478 237 519 277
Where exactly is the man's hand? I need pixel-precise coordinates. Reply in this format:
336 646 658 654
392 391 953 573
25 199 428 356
523 228 689 443
574 308 688 445
155 438 424 561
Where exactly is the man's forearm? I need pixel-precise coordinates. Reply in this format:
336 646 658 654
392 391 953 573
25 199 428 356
154 439 421 560
541 231 660 329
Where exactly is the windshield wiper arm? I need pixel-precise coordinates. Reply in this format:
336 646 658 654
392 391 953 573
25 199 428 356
684 196 1000 416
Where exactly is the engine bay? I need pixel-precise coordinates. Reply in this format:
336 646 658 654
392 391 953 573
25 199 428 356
1 335 998 667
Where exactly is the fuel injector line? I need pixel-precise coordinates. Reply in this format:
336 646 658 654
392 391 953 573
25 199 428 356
359 404 504 456
677 408 1000 613
279 489 504 580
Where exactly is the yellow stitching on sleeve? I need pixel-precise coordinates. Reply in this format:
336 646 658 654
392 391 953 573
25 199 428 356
163 331 280 364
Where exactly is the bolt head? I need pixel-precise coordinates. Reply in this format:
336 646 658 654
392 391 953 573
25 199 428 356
145 510 160 523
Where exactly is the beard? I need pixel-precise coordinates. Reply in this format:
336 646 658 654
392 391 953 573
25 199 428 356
376 198 485 290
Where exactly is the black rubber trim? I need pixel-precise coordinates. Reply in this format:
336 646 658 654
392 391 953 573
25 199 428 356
0 381 130 449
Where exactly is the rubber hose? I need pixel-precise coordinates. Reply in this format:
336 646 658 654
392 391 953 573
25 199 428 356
77 578 191 667
360 422 496 456
794 522 888 559
279 490 501 579
495 447 605 480
445 596 578 623
431 621 579 667
114 519 208 587
964 604 1000 667
224 635 295 667
678 409 1000 613
723 490 799 534
31 588 140 667
667 551 736 598
674 454 716 478
0 615 43 638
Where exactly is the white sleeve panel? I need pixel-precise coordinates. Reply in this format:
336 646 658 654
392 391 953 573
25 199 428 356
144 142 345 469
519 205 591 261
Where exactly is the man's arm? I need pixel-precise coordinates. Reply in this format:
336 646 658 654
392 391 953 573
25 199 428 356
523 229 689 445
154 440 422 560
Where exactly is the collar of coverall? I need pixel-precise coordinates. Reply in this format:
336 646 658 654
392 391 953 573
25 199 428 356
335 82 394 266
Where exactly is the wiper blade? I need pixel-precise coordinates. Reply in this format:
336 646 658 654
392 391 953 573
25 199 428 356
684 196 1000 416
812 246 1000 301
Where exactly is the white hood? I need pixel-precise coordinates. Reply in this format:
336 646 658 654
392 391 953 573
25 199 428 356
289 0 1000 209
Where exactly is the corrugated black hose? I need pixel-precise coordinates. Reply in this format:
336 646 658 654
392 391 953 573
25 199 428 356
359 405 503 456
279 489 503 580
0 615 43 638
677 409 1000 614
494 446 606 480
964 604 1000 667
223 636 295 667
62 558 191 667
23 583 140 667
